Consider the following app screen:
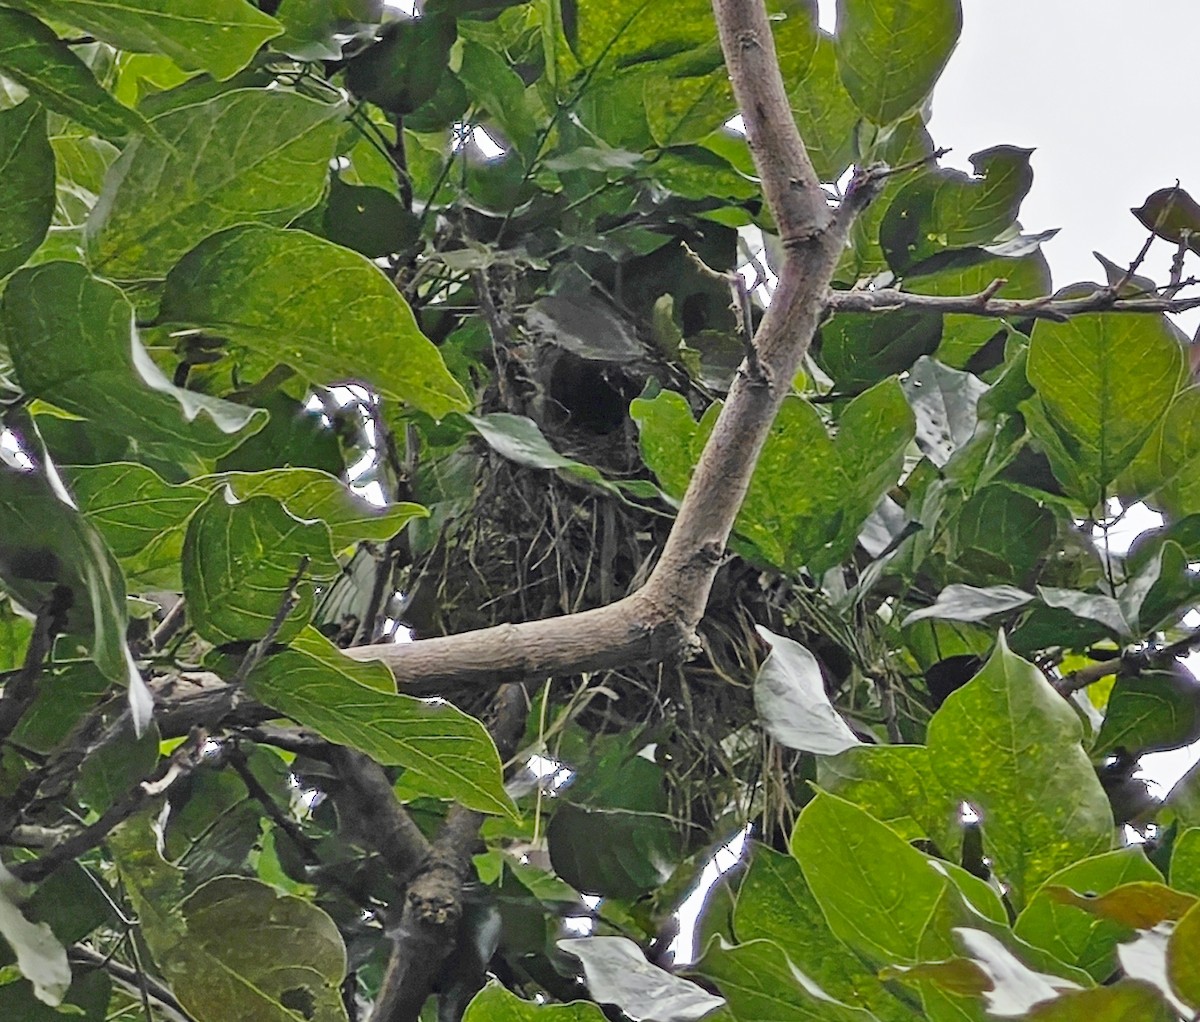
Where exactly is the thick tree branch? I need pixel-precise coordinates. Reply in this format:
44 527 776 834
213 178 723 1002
826 285 1200 321
371 684 527 1022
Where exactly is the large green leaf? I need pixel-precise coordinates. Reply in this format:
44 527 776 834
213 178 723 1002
0 421 150 730
1122 386 1200 515
1093 667 1200 758
0 262 265 472
642 1 818 149
558 936 725 1021
64 463 207 589
1026 312 1187 508
731 844 918 1020
111 821 348 1022
572 0 715 70
464 982 607 1021
157 226 468 417
1014 848 1161 982
817 745 961 858
210 468 426 550
787 30 860 182
835 0 962 126
1025 983 1176 1022
272 0 381 62
789 791 964 965
632 381 913 574
86 89 345 279
695 937 876 1021
246 628 515 817
880 147 1034 273
926 634 1114 909
0 10 150 140
3 0 282 81
0 99 53 279
817 310 941 393
182 490 338 645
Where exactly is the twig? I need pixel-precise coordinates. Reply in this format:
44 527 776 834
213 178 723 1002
825 286 1200 321
11 729 208 884
1170 234 1191 289
232 556 310 687
151 598 186 651
683 243 764 382
1113 231 1157 294
838 148 949 226
0 586 70 746
70 944 194 1022
1055 627 1200 697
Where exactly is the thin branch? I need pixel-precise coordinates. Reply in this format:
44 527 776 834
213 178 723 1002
0 586 69 745
1055 627 1200 696
11 729 208 884
70 944 194 1022
232 556 310 686
826 284 1200 321
151 598 187 651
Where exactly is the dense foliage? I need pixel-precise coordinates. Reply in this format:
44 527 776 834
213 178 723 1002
1 0 1200 1020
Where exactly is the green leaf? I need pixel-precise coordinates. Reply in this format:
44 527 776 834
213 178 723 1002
0 866 69 1007
926 634 1113 908
817 745 962 859
547 802 678 901
1013 848 1161 981
547 738 680 900
903 356 989 467
904 250 1051 368
64 463 207 589
880 148 1034 273
182 490 339 645
457 37 541 158
272 0 381 61
1027 312 1187 508
1 262 265 472
86 89 345 280
467 413 660 499
0 99 53 279
1171 828 1200 896
76 718 160 813
558 936 725 1021
901 584 1033 626
0 420 150 729
1169 900 1200 1010
816 310 941 393
1025 982 1175 1021
835 0 962 126
0 10 150 140
788 30 860 182
634 382 913 574
3 0 282 81
246 628 516 817
752 626 860 755
157 226 469 418
50 134 118 227
1094 668 1200 758
789 790 963 965
211 468 426 550
322 175 419 259
112 822 349 1022
572 0 715 71
732 844 918 1021
345 14 456 115
464 982 608 1021
696 936 876 1021
1122 386 1200 515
